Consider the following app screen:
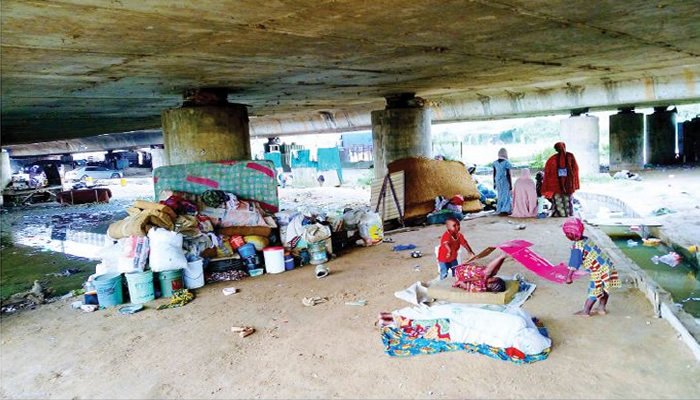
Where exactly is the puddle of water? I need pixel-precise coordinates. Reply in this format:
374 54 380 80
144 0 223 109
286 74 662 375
613 238 700 318
10 211 121 259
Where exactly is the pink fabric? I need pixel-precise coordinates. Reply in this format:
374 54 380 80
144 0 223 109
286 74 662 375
185 175 219 188
510 168 538 218
562 218 584 241
494 240 585 283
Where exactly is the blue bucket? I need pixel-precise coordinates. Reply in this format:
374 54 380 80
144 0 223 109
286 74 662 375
157 269 183 298
284 255 295 271
125 270 155 304
93 273 124 308
237 243 256 258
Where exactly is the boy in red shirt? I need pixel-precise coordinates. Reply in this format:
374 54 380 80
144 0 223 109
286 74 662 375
438 217 475 279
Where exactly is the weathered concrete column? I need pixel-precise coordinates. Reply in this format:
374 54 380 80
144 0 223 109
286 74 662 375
0 150 11 206
646 106 677 165
560 114 600 176
371 94 432 179
150 147 165 170
609 108 644 171
161 89 250 166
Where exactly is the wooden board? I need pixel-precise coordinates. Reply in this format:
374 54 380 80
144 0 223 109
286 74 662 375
370 172 405 222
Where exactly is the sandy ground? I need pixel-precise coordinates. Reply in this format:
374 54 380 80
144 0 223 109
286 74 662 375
1 218 698 399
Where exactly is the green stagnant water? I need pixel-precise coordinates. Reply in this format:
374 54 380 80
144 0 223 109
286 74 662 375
612 238 699 318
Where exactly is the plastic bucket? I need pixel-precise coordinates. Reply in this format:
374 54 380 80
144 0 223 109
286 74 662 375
184 258 205 289
308 241 328 265
284 255 295 271
125 270 155 304
237 243 257 259
93 273 124 308
157 269 183 298
263 246 285 274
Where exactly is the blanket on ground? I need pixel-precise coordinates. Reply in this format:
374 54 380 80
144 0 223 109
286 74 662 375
381 317 550 364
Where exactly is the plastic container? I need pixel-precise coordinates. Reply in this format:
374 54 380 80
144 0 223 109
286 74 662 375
228 235 245 250
315 264 329 279
84 292 99 305
249 268 264 277
184 258 205 289
125 270 155 304
284 255 295 271
263 246 285 274
237 243 257 259
157 269 184 298
308 241 328 265
93 273 124 308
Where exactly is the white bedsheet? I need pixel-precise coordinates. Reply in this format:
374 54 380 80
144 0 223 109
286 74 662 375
393 304 551 355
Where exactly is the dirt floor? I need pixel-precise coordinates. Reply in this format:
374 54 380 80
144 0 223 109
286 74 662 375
1 218 698 399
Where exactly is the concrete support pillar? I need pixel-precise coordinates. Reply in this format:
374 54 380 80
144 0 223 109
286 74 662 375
560 114 600 176
1 150 11 207
646 106 677 165
150 147 165 170
371 94 432 179
161 88 250 166
609 108 644 171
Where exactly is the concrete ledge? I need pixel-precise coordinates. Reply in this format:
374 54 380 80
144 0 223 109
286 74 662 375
581 200 700 361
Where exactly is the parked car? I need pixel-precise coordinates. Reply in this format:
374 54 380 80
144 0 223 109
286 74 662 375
65 166 123 181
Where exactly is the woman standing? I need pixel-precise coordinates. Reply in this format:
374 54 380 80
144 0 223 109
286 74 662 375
492 148 513 215
542 142 580 217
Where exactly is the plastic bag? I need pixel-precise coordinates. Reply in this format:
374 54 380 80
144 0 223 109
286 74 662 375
117 236 150 273
148 228 188 272
651 252 681 267
303 224 332 244
358 212 383 245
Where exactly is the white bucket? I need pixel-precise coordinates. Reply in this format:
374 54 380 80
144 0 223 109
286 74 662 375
184 258 205 289
263 247 285 274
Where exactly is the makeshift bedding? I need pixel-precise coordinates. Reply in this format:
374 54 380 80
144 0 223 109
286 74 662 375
381 318 550 364
383 305 551 363
153 161 279 212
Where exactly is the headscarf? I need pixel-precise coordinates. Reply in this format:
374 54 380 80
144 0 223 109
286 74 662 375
498 148 508 160
554 142 566 153
562 217 584 241
519 168 531 179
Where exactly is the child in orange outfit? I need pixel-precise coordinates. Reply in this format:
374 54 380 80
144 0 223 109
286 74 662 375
437 217 475 279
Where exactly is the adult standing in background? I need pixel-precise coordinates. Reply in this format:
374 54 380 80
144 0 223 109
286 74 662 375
542 142 580 217
492 148 512 216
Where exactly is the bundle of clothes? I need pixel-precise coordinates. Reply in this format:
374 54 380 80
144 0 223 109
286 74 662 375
101 189 278 284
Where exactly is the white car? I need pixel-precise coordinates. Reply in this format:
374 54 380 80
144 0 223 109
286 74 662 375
65 166 123 181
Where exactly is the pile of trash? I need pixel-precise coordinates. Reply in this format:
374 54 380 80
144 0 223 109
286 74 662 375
71 186 384 313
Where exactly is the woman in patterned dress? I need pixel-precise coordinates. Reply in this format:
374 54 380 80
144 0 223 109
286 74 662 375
563 218 621 316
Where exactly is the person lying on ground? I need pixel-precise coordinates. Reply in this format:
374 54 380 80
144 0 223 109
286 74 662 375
563 218 621 316
453 255 508 293
437 217 475 279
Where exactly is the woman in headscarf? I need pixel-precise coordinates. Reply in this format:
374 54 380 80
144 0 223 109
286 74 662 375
542 142 579 217
492 148 512 215
510 168 538 218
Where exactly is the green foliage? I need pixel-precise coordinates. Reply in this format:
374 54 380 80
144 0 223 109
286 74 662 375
528 147 556 170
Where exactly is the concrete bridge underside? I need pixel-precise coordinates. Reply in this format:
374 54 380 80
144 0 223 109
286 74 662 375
2 1 700 145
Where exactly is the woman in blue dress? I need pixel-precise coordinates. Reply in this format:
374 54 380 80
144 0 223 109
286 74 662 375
492 148 513 215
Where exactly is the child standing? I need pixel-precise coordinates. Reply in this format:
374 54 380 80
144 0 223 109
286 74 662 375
437 217 475 279
563 218 621 316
